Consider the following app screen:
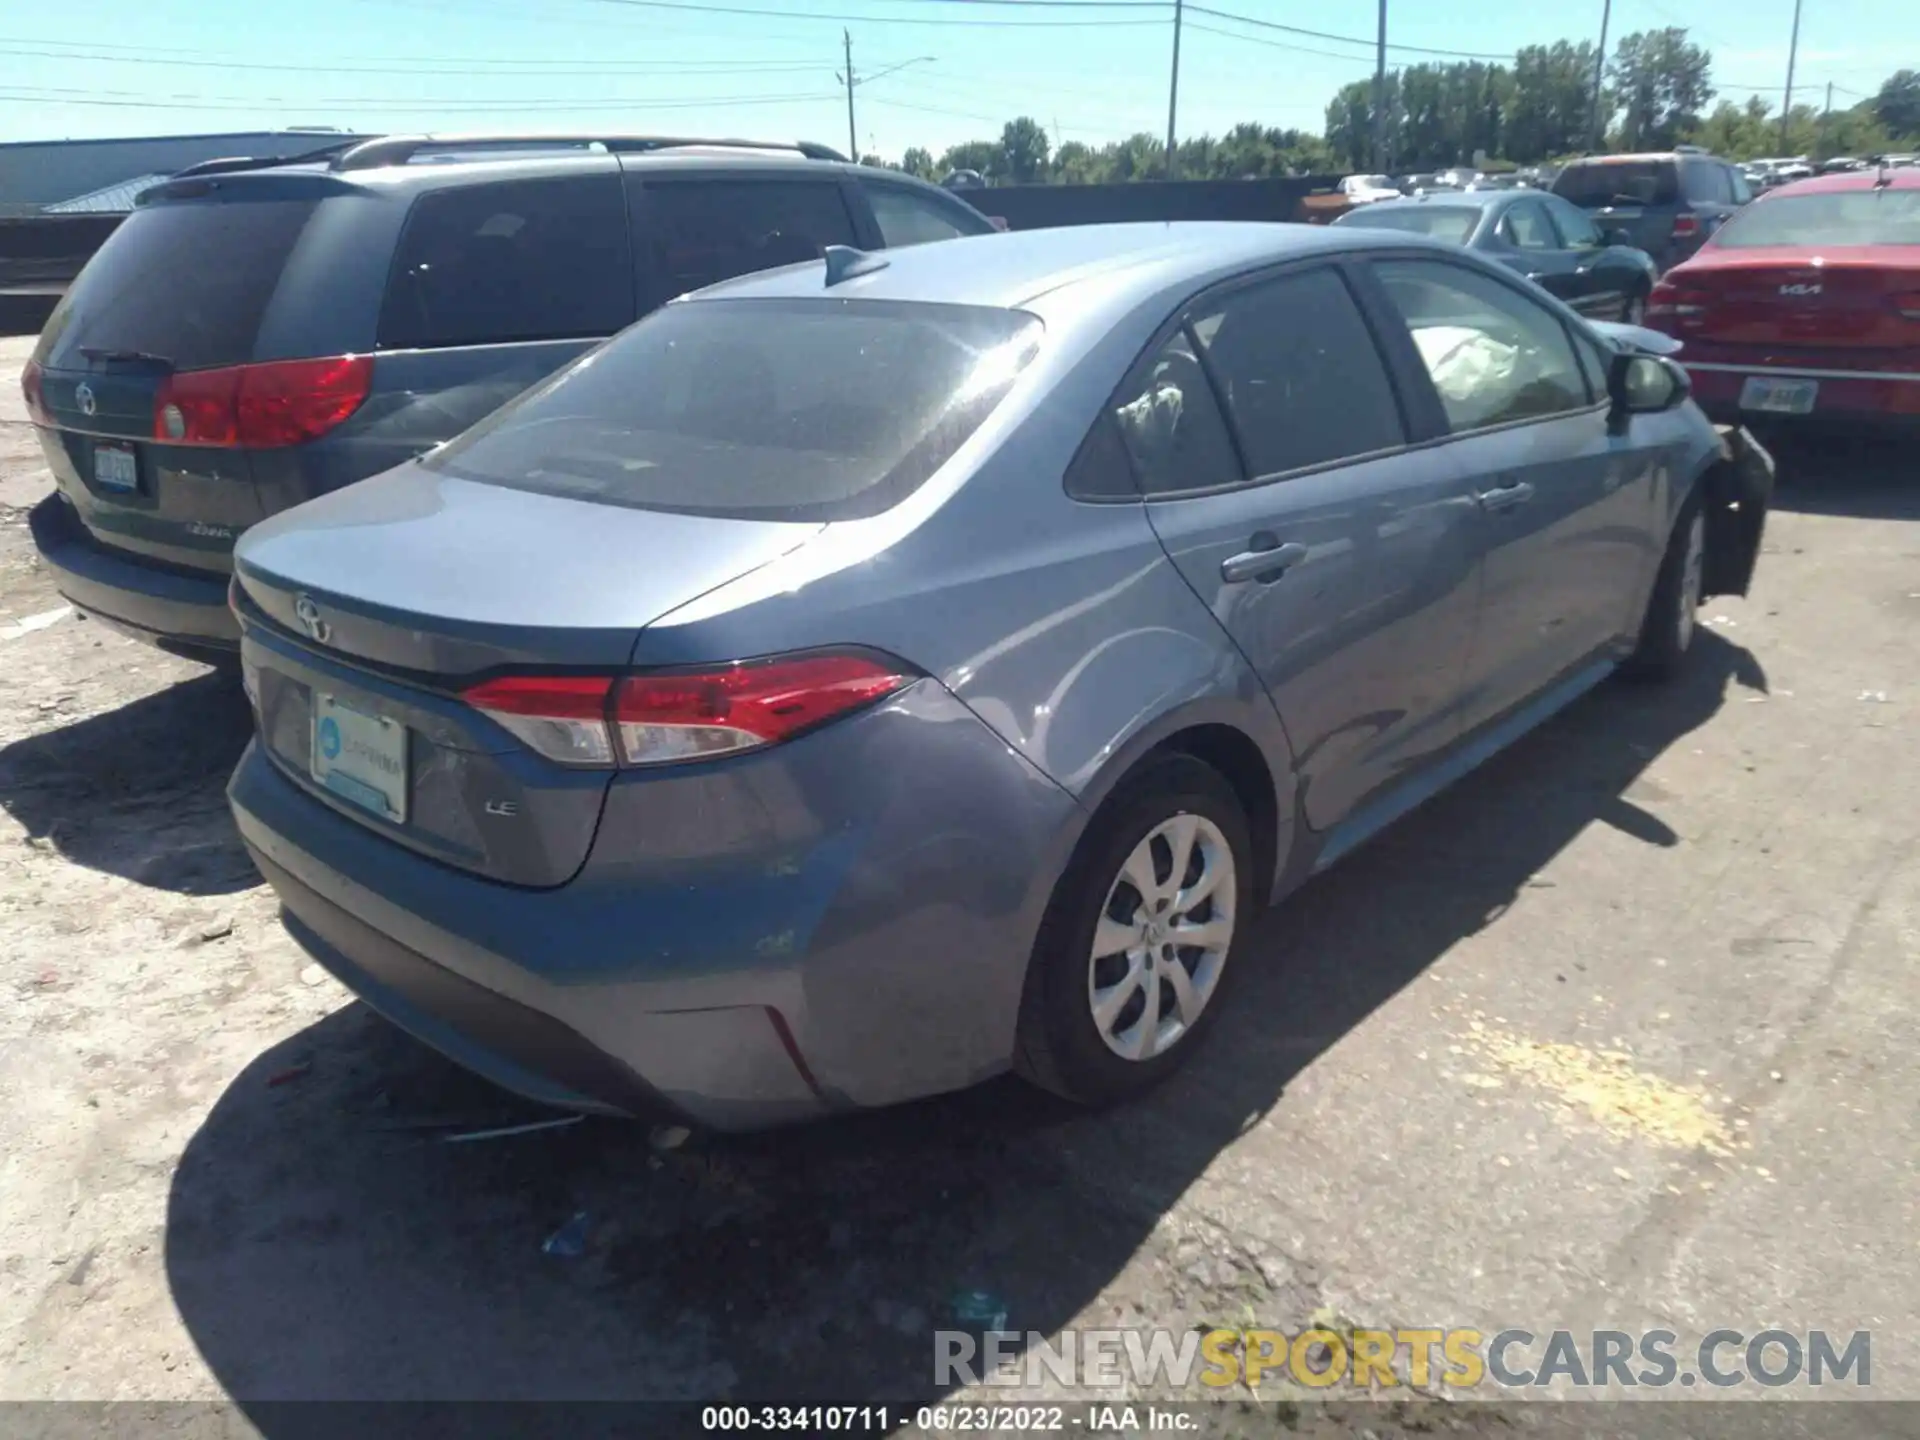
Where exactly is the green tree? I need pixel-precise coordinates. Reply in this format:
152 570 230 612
939 140 1002 182
1506 41 1598 160
1606 28 1714 150
900 146 935 180
1049 139 1107 184
1873 69 1920 140
1327 75 1398 170
1106 132 1167 181
999 117 1051 184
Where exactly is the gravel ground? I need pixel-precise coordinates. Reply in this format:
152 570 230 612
1 330 1917 1433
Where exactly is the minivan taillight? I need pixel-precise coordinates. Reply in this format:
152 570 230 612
154 354 372 448
20 359 52 427
462 653 915 769
1672 214 1701 240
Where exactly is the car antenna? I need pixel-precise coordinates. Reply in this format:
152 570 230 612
823 244 889 287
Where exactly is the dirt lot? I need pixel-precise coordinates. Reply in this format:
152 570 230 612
1 328 1917 1428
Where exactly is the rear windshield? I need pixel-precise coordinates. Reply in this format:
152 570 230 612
1339 206 1481 244
1552 162 1680 208
1714 189 1920 247
424 298 1043 523
37 198 319 371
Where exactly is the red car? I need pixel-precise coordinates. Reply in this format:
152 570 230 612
1646 167 1920 429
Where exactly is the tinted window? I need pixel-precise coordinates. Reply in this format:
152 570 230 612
424 298 1039 523
1336 205 1481 244
1542 194 1603 247
1552 161 1680 208
1373 259 1592 432
1714 189 1920 247
865 183 987 247
378 175 632 350
642 181 857 299
1501 200 1557 250
1062 414 1139 501
1681 161 1732 204
1191 268 1404 476
1111 329 1241 498
40 198 319 371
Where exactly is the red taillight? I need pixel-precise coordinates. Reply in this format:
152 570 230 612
20 359 53 427
154 354 372 448
1672 214 1701 240
1646 280 1708 322
461 653 913 769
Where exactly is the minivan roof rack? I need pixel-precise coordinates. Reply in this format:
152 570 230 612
330 133 848 171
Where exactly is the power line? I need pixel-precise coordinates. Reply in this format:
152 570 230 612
1185 19 1407 66
0 85 842 113
1187 3 1511 61
0 44 841 76
570 0 1169 25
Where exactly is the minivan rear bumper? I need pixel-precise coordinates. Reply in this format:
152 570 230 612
29 493 238 656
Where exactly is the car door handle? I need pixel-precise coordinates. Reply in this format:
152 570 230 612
1476 480 1536 512
1220 538 1309 584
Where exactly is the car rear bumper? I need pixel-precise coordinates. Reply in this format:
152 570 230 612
228 672 1081 1130
1684 361 1920 431
29 492 238 655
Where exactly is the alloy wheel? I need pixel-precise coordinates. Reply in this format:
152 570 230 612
1087 813 1236 1062
1677 510 1706 651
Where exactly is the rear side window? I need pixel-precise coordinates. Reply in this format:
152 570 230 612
1729 167 1755 204
1110 329 1242 498
423 298 1040 523
39 198 319 371
1552 162 1680 208
864 182 989 247
1681 162 1732 204
641 181 858 300
1501 200 1557 250
1190 267 1404 477
377 175 633 350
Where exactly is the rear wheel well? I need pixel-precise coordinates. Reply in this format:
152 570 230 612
1143 725 1279 907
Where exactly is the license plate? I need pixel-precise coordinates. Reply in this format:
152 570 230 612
311 694 409 823
93 443 138 493
1739 375 1818 415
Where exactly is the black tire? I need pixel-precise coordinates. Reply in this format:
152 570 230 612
1015 753 1254 1107
1623 491 1706 681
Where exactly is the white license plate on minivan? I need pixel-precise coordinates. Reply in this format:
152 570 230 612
1739 375 1818 415
311 694 408 823
93 443 138 493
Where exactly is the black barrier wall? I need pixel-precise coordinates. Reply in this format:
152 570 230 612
964 175 1346 230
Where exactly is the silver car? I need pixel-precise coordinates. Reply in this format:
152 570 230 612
228 222 1771 1131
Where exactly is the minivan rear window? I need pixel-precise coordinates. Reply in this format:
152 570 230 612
37 198 319 371
424 298 1043 523
1552 162 1681 208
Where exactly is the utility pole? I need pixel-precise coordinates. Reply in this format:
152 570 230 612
1372 0 1388 172
1588 0 1612 152
1780 0 1803 153
1166 0 1183 180
843 29 857 163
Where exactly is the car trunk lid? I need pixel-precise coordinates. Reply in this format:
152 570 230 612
233 462 823 887
1660 249 1920 349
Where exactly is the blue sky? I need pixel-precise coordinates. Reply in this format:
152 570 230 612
0 0 1907 157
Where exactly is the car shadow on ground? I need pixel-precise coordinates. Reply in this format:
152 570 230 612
1760 430 1919 521
164 634 1763 1408
0 669 257 894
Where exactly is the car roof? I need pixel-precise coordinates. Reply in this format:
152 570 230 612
1561 152 1694 166
1762 167 1920 197
684 221 1416 312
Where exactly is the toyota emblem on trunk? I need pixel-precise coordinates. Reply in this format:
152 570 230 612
75 382 96 417
293 594 332 644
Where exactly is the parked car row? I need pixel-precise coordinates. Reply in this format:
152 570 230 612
22 132 1774 1132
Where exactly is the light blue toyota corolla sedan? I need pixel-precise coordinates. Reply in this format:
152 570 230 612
227 222 1772 1131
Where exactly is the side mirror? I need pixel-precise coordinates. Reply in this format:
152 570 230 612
1609 352 1690 414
